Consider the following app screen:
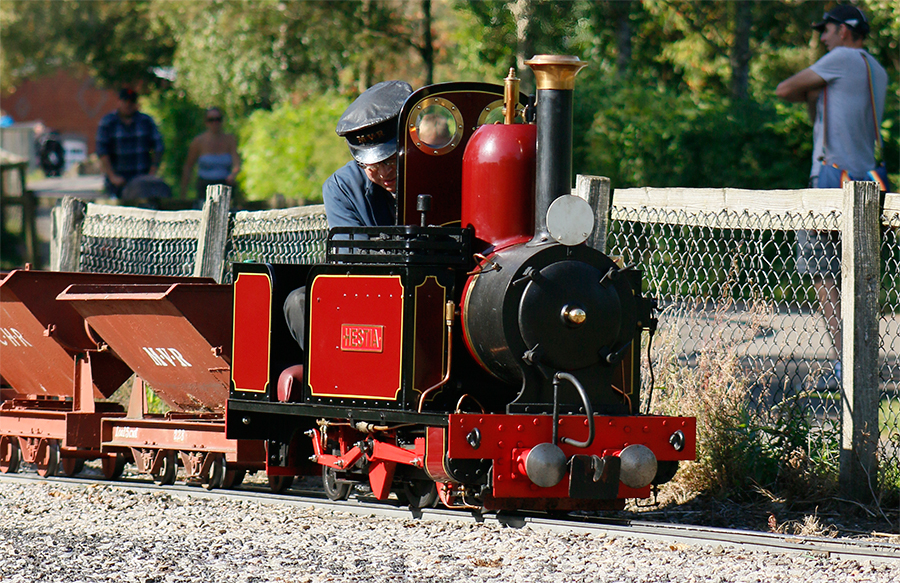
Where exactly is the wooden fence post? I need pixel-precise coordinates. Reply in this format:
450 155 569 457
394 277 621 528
50 196 87 272
839 180 881 501
575 175 611 253
193 184 232 282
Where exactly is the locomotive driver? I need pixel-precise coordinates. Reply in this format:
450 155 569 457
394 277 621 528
284 80 413 349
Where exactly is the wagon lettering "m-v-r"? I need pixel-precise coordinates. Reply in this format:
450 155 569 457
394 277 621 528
0 327 32 347
142 347 192 367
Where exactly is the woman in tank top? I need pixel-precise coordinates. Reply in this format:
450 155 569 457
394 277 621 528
180 107 241 201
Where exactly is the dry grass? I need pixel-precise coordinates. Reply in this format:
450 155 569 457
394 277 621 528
646 297 772 496
644 295 839 503
768 510 839 538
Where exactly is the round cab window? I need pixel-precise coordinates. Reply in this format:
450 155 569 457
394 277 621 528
409 98 463 156
476 99 525 127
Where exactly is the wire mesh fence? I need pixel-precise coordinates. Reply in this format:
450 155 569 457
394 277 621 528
881 209 900 489
74 202 328 281
79 205 202 276
224 206 328 283
65 184 899 495
608 187 899 494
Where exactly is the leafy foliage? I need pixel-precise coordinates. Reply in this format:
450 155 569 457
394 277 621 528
1 0 175 92
238 95 352 203
1 0 897 199
649 299 839 501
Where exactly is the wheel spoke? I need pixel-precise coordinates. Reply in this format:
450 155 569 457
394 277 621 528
323 466 351 501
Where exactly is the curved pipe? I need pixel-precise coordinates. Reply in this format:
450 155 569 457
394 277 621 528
553 372 595 448
417 301 455 413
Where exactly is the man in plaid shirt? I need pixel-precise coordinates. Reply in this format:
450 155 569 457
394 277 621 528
96 88 164 197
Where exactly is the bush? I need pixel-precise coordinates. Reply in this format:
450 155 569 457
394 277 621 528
238 94 352 203
575 74 814 190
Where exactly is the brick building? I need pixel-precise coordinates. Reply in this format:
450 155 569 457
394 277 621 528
1 70 119 154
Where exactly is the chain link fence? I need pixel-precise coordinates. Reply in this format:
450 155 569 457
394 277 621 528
59 183 899 495
224 206 328 283
608 186 899 494
70 202 328 280
78 205 202 276
882 209 900 489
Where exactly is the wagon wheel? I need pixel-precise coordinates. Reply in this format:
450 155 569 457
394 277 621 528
396 479 437 509
0 436 21 474
36 441 60 477
152 451 177 486
101 453 127 480
267 475 294 494
204 455 226 491
59 457 85 477
223 468 246 489
323 466 351 501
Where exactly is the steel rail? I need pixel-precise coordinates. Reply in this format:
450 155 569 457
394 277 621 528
2 473 898 564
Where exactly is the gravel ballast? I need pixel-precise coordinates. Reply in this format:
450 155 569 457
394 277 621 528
0 481 897 583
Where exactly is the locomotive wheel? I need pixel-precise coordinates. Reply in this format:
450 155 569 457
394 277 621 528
204 455 226 490
36 441 60 477
396 480 438 509
652 460 680 486
59 457 85 477
267 475 294 494
0 436 21 474
102 453 127 480
153 452 177 486
223 468 246 489
322 466 351 501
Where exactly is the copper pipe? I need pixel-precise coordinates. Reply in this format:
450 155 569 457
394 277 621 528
503 68 520 125
417 301 455 413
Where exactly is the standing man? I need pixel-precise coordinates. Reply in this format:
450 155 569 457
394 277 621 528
96 88 165 198
284 80 413 348
776 5 888 382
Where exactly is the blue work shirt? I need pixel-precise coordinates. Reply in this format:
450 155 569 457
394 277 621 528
322 161 395 228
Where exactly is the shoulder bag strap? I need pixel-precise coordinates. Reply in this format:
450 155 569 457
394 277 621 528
862 53 884 157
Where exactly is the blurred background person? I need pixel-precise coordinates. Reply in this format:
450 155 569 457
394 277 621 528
96 88 164 198
180 107 241 202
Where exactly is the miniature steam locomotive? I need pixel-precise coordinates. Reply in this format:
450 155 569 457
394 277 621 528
226 56 696 511
0 56 694 510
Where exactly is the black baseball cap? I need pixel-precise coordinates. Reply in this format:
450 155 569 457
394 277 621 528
119 88 138 102
336 80 412 165
813 5 870 36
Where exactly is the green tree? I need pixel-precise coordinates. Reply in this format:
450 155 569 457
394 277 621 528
1 0 175 92
238 94 352 203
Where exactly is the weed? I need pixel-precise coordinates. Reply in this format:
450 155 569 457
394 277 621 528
645 296 839 503
768 509 838 537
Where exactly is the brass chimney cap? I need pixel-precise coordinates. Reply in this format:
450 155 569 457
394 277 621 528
524 55 588 90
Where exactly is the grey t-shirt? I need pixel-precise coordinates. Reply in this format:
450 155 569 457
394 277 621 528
809 46 887 179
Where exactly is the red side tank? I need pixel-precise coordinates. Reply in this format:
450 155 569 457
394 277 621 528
460 123 536 252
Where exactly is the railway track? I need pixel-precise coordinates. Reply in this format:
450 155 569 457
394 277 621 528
3 472 898 565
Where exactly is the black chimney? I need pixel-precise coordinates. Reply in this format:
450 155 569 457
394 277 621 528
524 55 587 245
